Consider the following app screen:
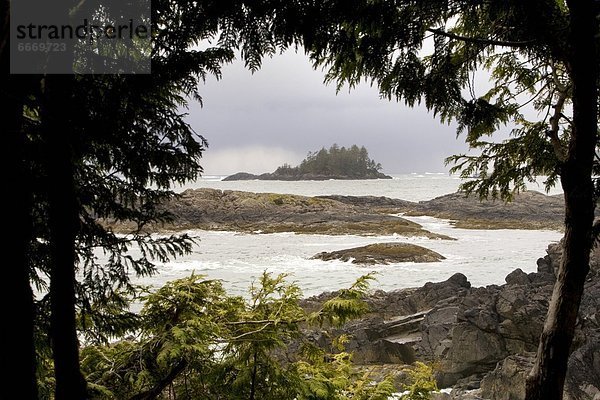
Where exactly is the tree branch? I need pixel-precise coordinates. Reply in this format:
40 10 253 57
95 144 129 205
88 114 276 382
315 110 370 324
426 28 535 48
546 64 570 162
128 359 188 400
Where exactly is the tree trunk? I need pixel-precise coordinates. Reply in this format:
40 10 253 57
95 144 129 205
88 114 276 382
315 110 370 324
43 75 88 400
1 2 38 395
2 82 38 400
249 350 258 400
525 1 598 399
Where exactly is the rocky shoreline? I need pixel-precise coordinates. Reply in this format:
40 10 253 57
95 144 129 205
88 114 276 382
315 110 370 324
116 188 452 238
301 242 600 399
106 187 599 397
320 190 570 231
109 188 573 235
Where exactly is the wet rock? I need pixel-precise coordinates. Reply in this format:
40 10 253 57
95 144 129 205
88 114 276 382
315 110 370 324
322 190 582 230
301 274 473 367
312 243 445 265
479 339 600 400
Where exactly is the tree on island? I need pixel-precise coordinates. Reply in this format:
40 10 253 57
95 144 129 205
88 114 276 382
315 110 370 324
274 144 385 178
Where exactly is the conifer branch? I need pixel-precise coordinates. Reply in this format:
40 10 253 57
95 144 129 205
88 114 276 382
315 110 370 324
426 28 535 48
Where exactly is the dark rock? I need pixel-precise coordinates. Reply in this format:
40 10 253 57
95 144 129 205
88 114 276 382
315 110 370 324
505 268 530 285
300 241 599 396
322 190 589 231
447 273 471 288
479 353 535 400
300 274 474 367
479 339 600 400
221 172 260 181
564 338 600 400
312 242 445 265
454 374 485 390
109 188 589 234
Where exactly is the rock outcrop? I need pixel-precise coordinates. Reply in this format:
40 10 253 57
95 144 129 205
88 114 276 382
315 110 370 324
312 243 445 265
321 191 569 230
303 242 600 399
113 189 452 238
108 188 579 233
405 191 567 230
168 188 571 233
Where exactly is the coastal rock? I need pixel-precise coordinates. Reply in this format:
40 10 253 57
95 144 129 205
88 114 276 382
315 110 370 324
504 268 530 285
130 189 452 238
110 188 585 234
563 339 600 400
309 240 600 395
479 354 535 400
422 241 600 391
479 338 600 400
322 191 577 231
406 191 565 230
312 243 445 265
301 274 472 366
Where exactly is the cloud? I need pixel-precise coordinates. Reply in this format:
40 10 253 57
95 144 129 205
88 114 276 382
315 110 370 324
188 49 473 174
200 145 305 175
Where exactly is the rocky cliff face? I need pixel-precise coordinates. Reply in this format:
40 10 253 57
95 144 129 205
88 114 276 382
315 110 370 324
304 242 600 399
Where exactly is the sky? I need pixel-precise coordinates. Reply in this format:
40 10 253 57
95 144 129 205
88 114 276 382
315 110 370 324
186 49 475 175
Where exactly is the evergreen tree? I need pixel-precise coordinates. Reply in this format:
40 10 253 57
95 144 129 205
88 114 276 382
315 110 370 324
302 1 599 398
79 273 395 400
1 0 311 397
291 144 384 177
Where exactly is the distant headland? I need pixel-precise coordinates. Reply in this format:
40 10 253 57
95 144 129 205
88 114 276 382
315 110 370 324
223 144 392 181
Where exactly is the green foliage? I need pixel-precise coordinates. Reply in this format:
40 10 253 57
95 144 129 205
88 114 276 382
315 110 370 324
315 273 374 327
274 144 385 178
400 362 439 400
296 349 396 400
76 272 394 400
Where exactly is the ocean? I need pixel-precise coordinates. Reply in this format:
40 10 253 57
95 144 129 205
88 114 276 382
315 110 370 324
133 174 564 297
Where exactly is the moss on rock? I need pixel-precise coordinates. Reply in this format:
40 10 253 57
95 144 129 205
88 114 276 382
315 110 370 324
312 242 446 265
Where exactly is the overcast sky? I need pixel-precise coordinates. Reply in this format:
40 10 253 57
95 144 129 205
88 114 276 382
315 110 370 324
187 49 476 175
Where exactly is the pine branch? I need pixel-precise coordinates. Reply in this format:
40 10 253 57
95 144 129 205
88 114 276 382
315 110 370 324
426 28 535 48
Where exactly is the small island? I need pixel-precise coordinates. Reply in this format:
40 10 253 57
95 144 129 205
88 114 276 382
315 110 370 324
312 242 446 265
223 144 392 181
